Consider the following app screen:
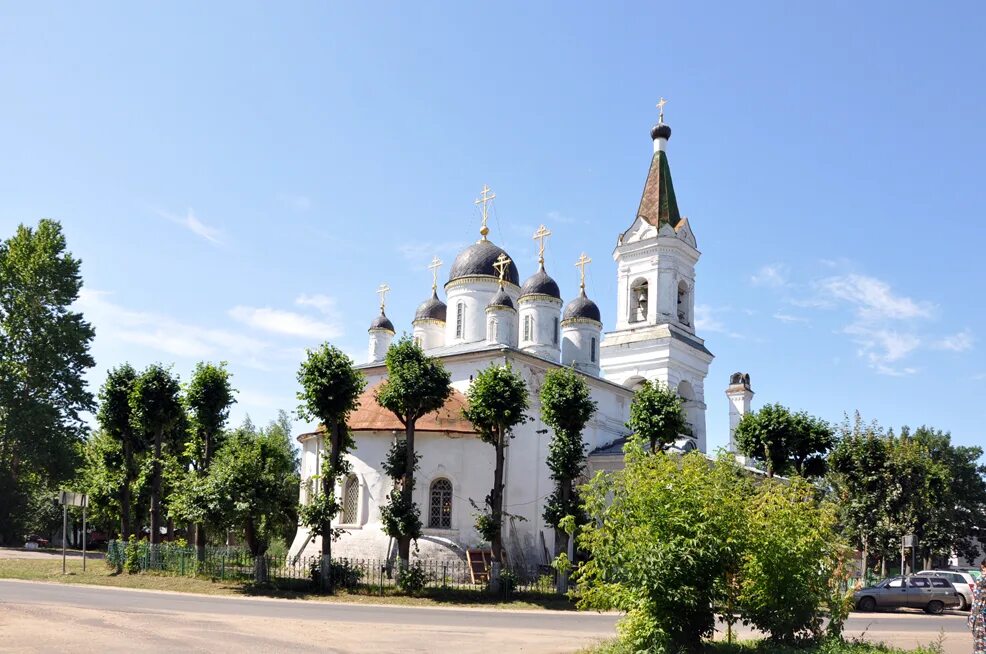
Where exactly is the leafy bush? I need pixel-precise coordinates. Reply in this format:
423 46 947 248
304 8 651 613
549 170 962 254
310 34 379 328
397 561 429 594
308 558 364 589
124 539 146 574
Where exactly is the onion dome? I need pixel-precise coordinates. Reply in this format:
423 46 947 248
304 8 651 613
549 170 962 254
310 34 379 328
563 290 601 323
414 290 447 322
487 288 515 310
448 240 520 285
519 264 561 300
369 310 395 332
650 122 672 141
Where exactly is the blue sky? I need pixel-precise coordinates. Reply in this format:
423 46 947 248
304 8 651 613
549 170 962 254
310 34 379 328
1 2 983 452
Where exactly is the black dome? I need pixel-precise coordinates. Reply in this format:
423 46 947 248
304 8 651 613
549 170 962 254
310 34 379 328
651 123 672 141
448 240 520 285
563 291 601 322
369 310 395 332
487 288 514 310
414 291 447 322
519 265 561 300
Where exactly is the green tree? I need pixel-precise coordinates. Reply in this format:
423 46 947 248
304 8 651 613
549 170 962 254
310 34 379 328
199 416 299 581
296 344 365 591
0 220 95 544
375 336 452 569
576 449 750 652
77 430 125 538
185 361 236 554
462 364 529 571
129 364 184 546
539 366 596 592
735 403 833 477
626 380 687 453
96 364 143 540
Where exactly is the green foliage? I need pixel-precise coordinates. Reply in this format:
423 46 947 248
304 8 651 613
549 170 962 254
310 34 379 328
296 344 366 431
626 380 687 453
0 220 95 544
577 447 848 653
96 364 141 538
540 367 596 542
397 560 430 594
77 430 125 534
185 361 236 469
735 403 833 477
380 439 422 542
463 364 529 562
124 538 145 574
309 558 364 589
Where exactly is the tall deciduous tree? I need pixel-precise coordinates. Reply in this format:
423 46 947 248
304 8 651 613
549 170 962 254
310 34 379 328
462 364 529 570
626 380 687 453
375 336 452 570
296 344 365 591
0 220 95 544
539 367 596 573
185 361 236 553
130 364 184 545
97 364 142 539
735 403 833 477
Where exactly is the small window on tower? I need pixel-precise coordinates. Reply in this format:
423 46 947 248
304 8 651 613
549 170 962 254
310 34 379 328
523 315 532 342
630 279 648 323
456 302 465 338
553 317 559 345
677 281 690 325
591 337 596 362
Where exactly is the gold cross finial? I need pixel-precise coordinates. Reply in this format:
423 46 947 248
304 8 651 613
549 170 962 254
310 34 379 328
492 252 511 287
575 253 592 291
474 184 496 240
376 283 390 311
656 97 668 124
427 256 443 292
532 224 552 266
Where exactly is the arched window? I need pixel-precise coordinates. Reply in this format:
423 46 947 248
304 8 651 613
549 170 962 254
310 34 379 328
341 475 359 524
456 302 465 338
429 478 453 529
590 337 597 363
629 278 649 323
553 317 559 345
523 315 533 342
677 281 690 325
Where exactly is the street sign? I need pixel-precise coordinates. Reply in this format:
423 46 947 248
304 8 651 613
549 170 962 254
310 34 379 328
58 491 89 574
902 534 917 548
59 491 87 507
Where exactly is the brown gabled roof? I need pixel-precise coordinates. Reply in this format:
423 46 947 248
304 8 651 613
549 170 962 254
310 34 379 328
300 382 475 438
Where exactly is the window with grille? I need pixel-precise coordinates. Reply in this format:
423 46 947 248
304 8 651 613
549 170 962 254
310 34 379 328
341 475 359 524
456 302 465 338
523 315 532 341
429 478 453 529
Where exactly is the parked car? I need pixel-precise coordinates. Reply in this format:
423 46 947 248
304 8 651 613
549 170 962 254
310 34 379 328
854 575 960 614
917 569 976 610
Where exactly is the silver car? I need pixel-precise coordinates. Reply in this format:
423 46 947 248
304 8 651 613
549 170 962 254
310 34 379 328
917 569 976 611
854 575 961 614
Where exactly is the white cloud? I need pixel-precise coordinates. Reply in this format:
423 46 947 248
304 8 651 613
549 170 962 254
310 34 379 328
694 305 742 339
842 324 921 376
816 274 933 321
295 294 337 315
76 289 271 366
229 306 342 340
750 264 789 288
157 208 222 245
773 312 808 324
933 329 974 352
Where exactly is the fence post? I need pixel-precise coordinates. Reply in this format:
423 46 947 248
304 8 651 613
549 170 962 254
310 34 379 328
221 554 226 580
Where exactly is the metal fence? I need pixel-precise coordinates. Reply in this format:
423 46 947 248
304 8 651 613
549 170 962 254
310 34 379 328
105 541 560 597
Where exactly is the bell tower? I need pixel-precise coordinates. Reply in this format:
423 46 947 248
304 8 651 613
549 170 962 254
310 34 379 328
599 100 714 451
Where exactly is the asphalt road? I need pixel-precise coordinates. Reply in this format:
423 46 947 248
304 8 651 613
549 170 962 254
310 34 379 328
0 580 974 653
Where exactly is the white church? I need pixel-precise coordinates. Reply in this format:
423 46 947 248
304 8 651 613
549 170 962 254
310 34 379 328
289 108 755 567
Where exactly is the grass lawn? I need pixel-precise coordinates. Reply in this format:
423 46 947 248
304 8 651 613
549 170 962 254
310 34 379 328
581 637 945 654
0 557 575 610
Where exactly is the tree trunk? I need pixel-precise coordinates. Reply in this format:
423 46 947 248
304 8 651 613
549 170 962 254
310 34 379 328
149 426 163 546
197 430 212 562
321 419 343 593
555 479 571 594
491 427 506 564
398 419 416 570
121 440 133 542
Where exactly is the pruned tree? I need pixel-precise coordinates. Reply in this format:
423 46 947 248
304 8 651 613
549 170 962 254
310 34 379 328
0 219 95 545
296 344 366 591
96 364 143 540
735 403 833 478
626 380 687 453
129 364 184 546
462 364 529 576
185 361 236 555
375 336 452 570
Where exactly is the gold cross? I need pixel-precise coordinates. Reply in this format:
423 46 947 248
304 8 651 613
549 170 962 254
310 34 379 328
532 224 552 265
474 184 496 240
492 252 511 287
427 256 443 292
376 283 391 311
656 97 668 124
575 253 591 291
